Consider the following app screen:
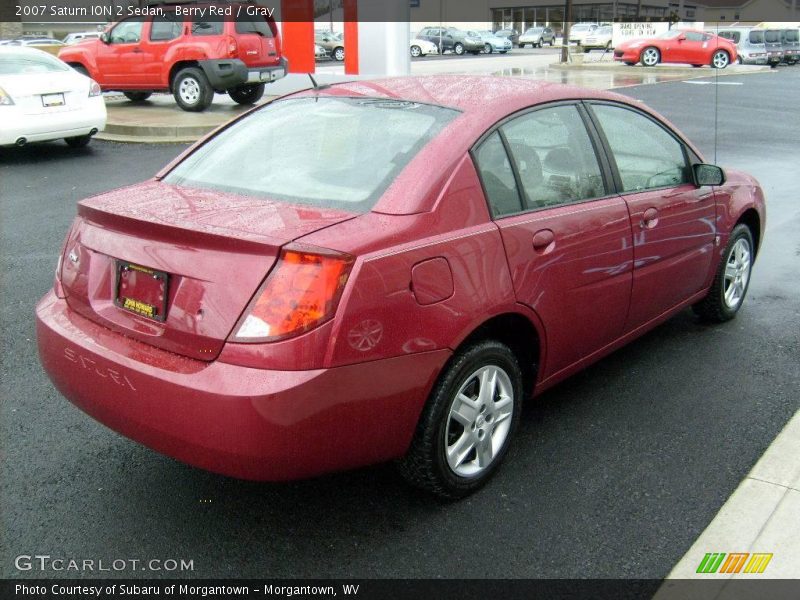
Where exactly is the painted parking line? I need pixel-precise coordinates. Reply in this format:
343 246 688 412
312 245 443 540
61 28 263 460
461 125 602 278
683 81 744 85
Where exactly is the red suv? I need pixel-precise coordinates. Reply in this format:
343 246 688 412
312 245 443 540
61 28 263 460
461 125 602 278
58 3 286 112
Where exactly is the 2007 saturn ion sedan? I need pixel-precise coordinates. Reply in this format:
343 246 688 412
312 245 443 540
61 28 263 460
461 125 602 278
36 76 765 498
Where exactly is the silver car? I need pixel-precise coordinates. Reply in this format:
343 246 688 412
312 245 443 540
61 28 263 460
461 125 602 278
718 27 769 65
518 27 556 48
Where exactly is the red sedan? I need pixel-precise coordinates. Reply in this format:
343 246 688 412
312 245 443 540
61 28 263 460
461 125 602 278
614 29 738 68
36 76 765 498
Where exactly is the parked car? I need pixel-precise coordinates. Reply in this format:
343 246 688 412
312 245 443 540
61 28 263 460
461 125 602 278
63 32 101 45
582 25 613 51
763 29 785 67
615 29 737 68
36 75 765 498
58 4 287 112
718 27 769 65
315 30 344 61
472 30 512 54
0 47 106 147
5 37 65 47
416 27 483 55
780 28 799 64
410 38 439 58
494 28 520 46
569 23 599 45
518 26 556 48
314 44 329 60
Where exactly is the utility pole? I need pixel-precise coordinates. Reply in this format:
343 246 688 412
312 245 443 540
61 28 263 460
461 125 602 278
561 0 572 63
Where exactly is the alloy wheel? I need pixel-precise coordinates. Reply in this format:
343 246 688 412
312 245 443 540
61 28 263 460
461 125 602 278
642 47 660 66
723 238 751 309
411 45 421 57
444 365 514 478
713 51 729 69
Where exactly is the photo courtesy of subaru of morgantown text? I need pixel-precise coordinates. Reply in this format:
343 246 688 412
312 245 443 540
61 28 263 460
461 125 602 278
2 0 799 594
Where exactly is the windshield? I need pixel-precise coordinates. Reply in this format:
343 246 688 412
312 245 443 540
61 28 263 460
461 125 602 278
0 51 70 74
525 28 543 34
164 98 459 213
572 24 594 32
749 30 765 44
597 27 612 35
657 30 685 40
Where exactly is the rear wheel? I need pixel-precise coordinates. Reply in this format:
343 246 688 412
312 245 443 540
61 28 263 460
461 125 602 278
172 67 213 112
485 43 493 54
65 135 92 148
227 83 265 105
397 340 523 499
641 46 660 66
333 46 344 61
624 61 636 66
71 64 89 77
692 64 703 68
122 91 152 102
693 224 754 322
711 50 730 69
454 42 465 55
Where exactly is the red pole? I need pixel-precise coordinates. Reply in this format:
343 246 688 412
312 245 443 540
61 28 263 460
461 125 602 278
281 0 315 74
343 0 359 75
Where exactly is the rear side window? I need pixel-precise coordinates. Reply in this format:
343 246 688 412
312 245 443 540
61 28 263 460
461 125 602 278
164 98 458 212
150 13 182 41
749 30 764 44
191 18 223 36
720 31 741 43
591 104 691 193
235 17 274 37
474 132 522 217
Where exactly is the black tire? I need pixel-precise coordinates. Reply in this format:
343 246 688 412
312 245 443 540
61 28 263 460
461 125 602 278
485 43 493 54
624 61 636 66
711 50 730 69
333 46 344 61
397 340 523 499
549 38 555 46
172 67 213 112
228 83 265 105
454 42 465 55
122 91 152 102
692 64 703 68
65 135 92 148
640 46 660 67
584 47 590 53
71 64 89 77
693 224 755 323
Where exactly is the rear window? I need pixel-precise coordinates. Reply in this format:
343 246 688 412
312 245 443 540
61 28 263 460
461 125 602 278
785 30 799 42
164 97 459 212
235 17 273 37
749 30 764 44
0 51 69 74
765 30 780 43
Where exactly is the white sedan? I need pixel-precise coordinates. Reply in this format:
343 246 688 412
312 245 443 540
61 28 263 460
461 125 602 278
410 38 439 57
0 47 106 147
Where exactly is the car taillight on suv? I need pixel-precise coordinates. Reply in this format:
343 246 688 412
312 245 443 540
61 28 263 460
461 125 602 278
227 35 238 58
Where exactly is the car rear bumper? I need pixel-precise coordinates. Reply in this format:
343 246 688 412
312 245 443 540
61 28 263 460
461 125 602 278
0 98 106 146
199 57 288 91
35 291 448 481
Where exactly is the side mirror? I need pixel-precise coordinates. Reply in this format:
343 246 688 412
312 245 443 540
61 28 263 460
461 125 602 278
100 32 109 43
694 163 725 186
677 34 687 41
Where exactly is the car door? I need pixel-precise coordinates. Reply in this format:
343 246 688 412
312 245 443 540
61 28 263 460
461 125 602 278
139 11 184 86
670 31 706 63
95 18 146 85
472 103 634 380
586 102 716 332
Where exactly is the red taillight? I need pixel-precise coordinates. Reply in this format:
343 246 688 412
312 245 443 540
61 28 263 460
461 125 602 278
227 36 238 58
232 245 354 342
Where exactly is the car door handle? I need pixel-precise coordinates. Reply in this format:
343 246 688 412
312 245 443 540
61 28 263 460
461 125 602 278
131 48 143 53
641 207 659 229
532 229 555 252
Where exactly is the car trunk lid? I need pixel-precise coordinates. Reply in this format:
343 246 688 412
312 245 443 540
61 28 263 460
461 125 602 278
60 181 356 361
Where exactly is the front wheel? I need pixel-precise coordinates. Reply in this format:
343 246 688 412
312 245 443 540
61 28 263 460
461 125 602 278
228 83 265 105
484 43 493 54
693 224 754 322
172 67 213 112
122 91 152 102
333 46 345 61
65 135 92 148
397 340 523 499
454 42 465 55
711 50 730 69
640 46 660 66
410 45 422 58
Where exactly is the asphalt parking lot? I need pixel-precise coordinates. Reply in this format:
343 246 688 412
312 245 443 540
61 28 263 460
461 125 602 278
1 67 798 579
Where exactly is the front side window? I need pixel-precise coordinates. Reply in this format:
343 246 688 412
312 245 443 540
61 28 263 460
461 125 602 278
165 98 458 212
501 105 606 209
591 104 691 193
109 19 143 44
685 32 705 42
